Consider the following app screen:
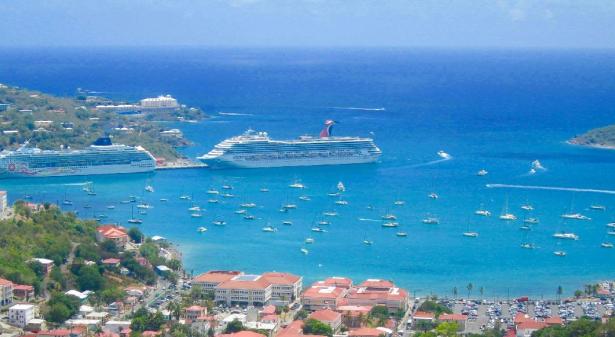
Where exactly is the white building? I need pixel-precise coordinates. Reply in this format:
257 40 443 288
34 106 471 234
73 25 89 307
215 274 272 307
0 277 14 306
140 95 179 109
8 303 38 327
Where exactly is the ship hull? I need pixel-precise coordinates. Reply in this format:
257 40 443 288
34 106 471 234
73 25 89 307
0 161 155 178
201 153 380 169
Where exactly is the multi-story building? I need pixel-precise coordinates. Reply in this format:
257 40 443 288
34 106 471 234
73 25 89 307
215 274 272 307
345 279 409 313
261 272 302 304
193 270 243 293
8 303 38 327
301 285 348 311
0 277 14 306
140 95 179 109
185 305 207 322
95 225 129 249
308 309 342 332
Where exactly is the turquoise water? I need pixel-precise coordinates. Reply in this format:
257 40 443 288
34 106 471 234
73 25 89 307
1 48 615 298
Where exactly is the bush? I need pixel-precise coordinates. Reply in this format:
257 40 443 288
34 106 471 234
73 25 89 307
303 319 333 337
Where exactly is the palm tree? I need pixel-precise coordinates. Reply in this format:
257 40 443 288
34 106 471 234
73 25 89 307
556 285 563 303
466 283 473 299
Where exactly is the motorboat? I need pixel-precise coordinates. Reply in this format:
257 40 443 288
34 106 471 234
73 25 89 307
127 218 143 224
553 232 579 240
428 193 439 199
243 215 256 220
323 211 338 217
394 200 405 206
382 222 399 227
335 200 349 205
179 195 191 200
311 227 325 232
422 217 439 224
521 204 534 211
601 242 614 248
524 218 539 224
317 220 330 226
222 185 233 190
561 213 591 221
222 193 235 198
137 203 152 209
590 205 606 211
363 240 374 245
305 238 315 244
300 248 309 255
234 209 247 214
520 243 536 249
499 213 517 221
160 198 168 202
382 214 397 220
337 181 346 192
463 232 479 238
191 213 203 218
207 199 219 204
260 188 270 193
289 182 306 189
396 232 408 237
283 204 298 209
437 150 451 159
197 227 207 233
240 203 257 208
475 209 491 217
188 206 201 212
299 196 311 201
145 185 154 193
262 226 277 232
206 189 220 195
282 220 293 225
477 169 488 176
553 251 567 257
107 205 116 210
212 220 226 226
519 225 531 231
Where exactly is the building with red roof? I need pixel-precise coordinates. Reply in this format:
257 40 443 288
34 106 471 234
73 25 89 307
95 225 128 248
193 271 243 292
336 305 373 328
275 320 326 337
102 258 121 267
308 309 342 332
348 327 386 337
0 277 13 306
301 284 348 311
313 277 353 289
218 331 266 337
544 316 563 326
185 305 208 322
215 274 273 306
438 313 468 330
13 284 35 301
37 327 85 337
261 272 303 304
345 279 408 313
515 321 547 337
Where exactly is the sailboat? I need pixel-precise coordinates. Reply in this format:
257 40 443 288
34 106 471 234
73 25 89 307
145 185 154 193
462 222 479 237
127 205 143 224
499 197 516 220
337 181 346 192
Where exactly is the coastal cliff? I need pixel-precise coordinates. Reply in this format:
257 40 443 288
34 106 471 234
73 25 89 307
570 124 615 149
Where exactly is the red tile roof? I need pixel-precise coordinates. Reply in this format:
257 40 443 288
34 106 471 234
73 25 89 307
261 314 279 322
261 305 276 315
336 305 373 316
517 321 547 330
102 258 121 264
13 284 34 291
348 327 384 337
193 270 242 283
358 279 395 289
186 305 207 312
413 311 435 320
217 276 271 290
544 316 563 325
262 272 301 285
96 225 128 239
0 278 13 286
309 309 341 322
314 277 353 289
514 313 532 324
218 331 266 337
276 320 326 337
302 286 346 299
439 313 467 321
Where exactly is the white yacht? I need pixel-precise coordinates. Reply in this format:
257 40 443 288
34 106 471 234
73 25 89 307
601 242 614 248
289 182 306 189
590 205 606 211
499 213 517 221
145 185 154 193
521 204 534 211
520 243 536 249
300 248 309 255
437 150 451 159
240 203 257 208
382 222 399 228
298 196 311 201
428 193 439 199
393 200 405 206
197 227 207 233
396 232 408 237
323 211 338 217
262 226 277 232
554 251 567 257
305 238 315 244
477 169 488 176
335 200 349 205
553 232 579 240
422 217 439 224
463 232 479 238
561 213 591 221
382 214 397 220
475 209 491 217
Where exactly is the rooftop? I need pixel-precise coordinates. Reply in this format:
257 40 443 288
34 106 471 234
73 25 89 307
193 270 242 283
309 309 341 322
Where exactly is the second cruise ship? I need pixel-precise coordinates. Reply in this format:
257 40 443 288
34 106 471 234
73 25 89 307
198 120 381 169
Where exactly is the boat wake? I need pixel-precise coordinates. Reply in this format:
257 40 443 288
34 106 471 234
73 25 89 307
412 157 452 168
358 218 381 222
329 106 386 112
63 181 93 186
218 112 254 116
486 184 615 195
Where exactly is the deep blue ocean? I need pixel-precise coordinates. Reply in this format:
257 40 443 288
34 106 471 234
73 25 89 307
1 47 615 298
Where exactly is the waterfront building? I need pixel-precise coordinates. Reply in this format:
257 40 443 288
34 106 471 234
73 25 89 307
140 95 179 110
261 272 303 305
95 225 129 248
8 303 38 327
0 277 13 306
314 277 353 289
301 284 348 311
193 270 243 293
308 309 342 332
344 279 409 313
412 311 435 328
215 274 272 307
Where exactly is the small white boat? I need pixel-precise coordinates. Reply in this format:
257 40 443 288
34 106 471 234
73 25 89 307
477 169 488 176
188 206 201 212
524 218 539 224
382 214 397 220
363 240 373 245
208 199 219 204
317 220 330 226
327 192 340 197
262 226 277 232
554 251 566 257
590 205 606 211
337 181 346 192
394 200 405 206
475 209 491 217
323 211 338 217
520 243 536 249
260 188 270 193
222 185 233 190
561 213 591 220
62 200 73 206
437 150 451 159
553 232 579 240
311 227 325 232
137 203 153 209
608 231 615 236
234 209 247 214
305 238 315 244
120 200 130 204
179 195 191 200
159 198 168 202
531 160 546 171
127 218 143 224
382 222 399 227
283 204 298 209
428 193 439 199
145 185 154 193
289 182 306 189
300 248 309 255
197 227 207 233
282 220 293 225
601 242 614 248
521 204 534 211
422 217 439 224
107 205 116 210
335 200 349 205
243 215 256 220
240 203 256 208
191 213 203 218
519 225 531 231
299 196 311 201
463 232 479 238
207 189 220 195
222 193 234 198
212 220 226 226
396 232 408 237
607 222 615 228
499 213 517 221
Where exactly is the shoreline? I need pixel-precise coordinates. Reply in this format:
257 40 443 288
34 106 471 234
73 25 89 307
566 139 615 150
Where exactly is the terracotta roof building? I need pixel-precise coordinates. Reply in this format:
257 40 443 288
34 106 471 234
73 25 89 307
218 331 266 337
348 327 386 337
275 320 326 337
345 279 408 313
301 284 348 311
193 271 243 292
308 309 342 332
261 272 303 305
95 225 129 248
215 274 273 306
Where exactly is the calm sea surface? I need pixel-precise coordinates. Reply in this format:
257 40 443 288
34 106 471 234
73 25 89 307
1 48 615 298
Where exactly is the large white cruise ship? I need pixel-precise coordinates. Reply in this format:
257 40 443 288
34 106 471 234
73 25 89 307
0 137 156 178
198 120 381 168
